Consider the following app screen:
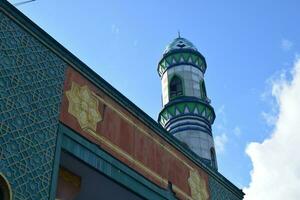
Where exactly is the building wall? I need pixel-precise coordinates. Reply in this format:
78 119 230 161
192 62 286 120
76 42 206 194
0 10 67 200
60 67 211 200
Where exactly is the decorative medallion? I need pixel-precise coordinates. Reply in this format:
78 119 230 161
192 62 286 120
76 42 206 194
66 82 102 131
188 169 208 200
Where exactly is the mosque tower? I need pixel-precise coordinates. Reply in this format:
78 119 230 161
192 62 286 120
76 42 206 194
157 36 218 169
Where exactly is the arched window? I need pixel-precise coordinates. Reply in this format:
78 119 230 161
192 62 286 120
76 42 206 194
0 174 12 200
169 75 183 99
210 148 217 169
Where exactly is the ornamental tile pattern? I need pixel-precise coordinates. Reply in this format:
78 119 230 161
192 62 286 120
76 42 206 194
209 177 240 200
0 11 66 200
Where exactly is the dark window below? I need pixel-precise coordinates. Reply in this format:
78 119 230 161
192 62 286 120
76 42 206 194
210 148 217 169
0 174 11 200
56 151 145 200
170 75 183 99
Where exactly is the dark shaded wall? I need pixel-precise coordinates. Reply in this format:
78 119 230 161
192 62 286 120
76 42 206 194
60 151 145 200
0 11 66 200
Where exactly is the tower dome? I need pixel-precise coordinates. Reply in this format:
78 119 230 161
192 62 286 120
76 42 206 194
157 37 207 77
157 36 218 169
163 37 198 55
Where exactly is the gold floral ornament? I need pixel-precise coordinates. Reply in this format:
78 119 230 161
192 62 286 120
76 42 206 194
66 82 102 131
188 169 209 200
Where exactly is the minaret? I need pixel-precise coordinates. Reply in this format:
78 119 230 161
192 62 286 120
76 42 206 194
157 36 218 169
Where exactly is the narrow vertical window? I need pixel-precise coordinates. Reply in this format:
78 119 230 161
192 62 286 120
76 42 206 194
200 80 207 99
169 75 183 99
210 148 217 169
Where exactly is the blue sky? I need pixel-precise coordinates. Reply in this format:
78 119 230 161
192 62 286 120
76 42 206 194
13 0 300 189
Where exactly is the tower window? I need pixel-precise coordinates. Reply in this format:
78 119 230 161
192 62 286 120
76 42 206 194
169 75 183 99
210 148 217 169
200 80 207 99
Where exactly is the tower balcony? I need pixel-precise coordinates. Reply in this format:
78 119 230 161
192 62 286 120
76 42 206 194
158 97 215 128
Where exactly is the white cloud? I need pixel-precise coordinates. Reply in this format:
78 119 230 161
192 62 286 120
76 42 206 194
216 105 227 124
233 126 242 136
244 58 300 200
260 69 290 126
261 111 277 126
214 106 243 153
215 133 228 153
214 105 229 153
281 39 293 51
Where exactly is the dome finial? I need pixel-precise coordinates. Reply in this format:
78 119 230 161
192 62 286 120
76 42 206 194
178 30 181 38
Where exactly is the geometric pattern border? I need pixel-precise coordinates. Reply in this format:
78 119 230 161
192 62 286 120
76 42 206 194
158 52 206 76
159 101 215 126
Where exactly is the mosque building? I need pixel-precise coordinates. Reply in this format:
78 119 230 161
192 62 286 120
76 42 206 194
0 0 244 199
